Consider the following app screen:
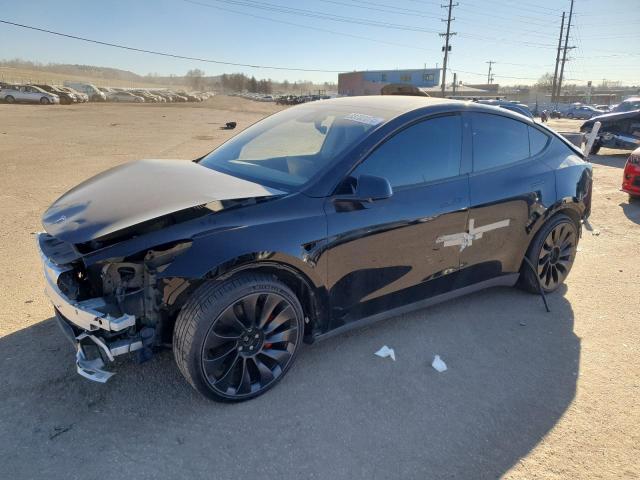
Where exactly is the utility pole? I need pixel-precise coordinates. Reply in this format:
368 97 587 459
452 72 457 95
439 0 457 97
551 11 565 104
486 61 495 84
557 0 575 105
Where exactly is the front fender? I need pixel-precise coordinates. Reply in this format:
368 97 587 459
159 208 328 290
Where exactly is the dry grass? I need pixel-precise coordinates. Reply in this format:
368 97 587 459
0 65 189 89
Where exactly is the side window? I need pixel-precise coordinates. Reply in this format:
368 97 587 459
353 115 462 188
528 127 549 156
471 113 529 171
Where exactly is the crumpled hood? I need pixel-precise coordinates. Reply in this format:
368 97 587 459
43 159 285 244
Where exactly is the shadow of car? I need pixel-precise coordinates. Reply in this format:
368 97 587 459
0 284 579 478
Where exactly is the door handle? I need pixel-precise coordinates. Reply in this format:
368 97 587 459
530 179 546 189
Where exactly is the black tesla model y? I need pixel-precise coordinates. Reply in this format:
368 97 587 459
37 96 592 401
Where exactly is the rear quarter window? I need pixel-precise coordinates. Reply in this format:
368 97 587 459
528 127 550 156
471 113 530 171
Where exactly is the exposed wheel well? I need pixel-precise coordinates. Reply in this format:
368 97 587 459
165 262 327 343
217 264 326 341
523 208 581 263
553 207 581 233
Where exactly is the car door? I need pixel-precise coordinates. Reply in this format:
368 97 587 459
324 113 470 328
459 112 555 285
15 86 28 102
24 87 39 102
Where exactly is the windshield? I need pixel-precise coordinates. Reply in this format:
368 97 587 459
199 103 391 189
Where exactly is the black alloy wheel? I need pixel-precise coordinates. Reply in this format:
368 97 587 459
174 274 304 402
202 292 299 397
519 214 578 294
537 222 576 291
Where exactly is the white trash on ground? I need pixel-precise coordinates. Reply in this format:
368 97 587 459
432 355 447 372
374 345 396 361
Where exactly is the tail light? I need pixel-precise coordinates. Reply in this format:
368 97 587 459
627 154 640 165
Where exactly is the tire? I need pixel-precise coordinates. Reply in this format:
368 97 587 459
40 97 50 105
4 95 15 104
567 113 574 119
519 214 578 294
590 143 601 155
174 273 304 402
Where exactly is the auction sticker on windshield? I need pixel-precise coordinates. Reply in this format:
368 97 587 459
343 113 385 126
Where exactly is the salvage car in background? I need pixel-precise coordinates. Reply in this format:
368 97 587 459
0 84 59 104
64 81 107 102
37 97 592 401
33 84 76 104
611 97 640 113
476 99 533 119
622 147 640 199
565 105 604 119
59 86 88 103
581 108 640 154
107 91 145 102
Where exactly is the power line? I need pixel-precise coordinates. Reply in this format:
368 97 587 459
462 0 563 15
349 0 439 16
551 11 565 103
184 0 437 33
0 19 346 73
557 0 575 100
317 0 442 20
486 60 495 84
440 0 457 96
185 1 434 52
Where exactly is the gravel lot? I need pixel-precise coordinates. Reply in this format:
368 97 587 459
0 98 638 479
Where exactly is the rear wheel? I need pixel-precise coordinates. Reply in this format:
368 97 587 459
519 214 578 294
174 273 304 402
4 95 15 104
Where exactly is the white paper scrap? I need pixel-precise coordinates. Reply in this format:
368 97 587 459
432 355 447 373
374 345 396 361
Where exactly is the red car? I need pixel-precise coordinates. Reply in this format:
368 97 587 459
622 147 640 199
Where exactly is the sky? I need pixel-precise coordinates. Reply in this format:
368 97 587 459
0 0 638 86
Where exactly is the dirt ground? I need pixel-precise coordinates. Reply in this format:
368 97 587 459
0 98 638 479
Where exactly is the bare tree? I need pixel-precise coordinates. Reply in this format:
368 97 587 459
186 69 205 90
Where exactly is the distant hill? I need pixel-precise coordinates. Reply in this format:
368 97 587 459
0 59 337 93
0 59 190 88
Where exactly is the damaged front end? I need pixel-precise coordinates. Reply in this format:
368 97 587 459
37 232 192 382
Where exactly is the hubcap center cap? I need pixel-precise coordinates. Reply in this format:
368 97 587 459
550 246 561 264
239 328 263 353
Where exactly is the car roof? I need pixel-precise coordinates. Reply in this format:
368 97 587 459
316 95 459 116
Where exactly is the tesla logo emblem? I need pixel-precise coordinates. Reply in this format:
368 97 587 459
54 215 67 224
436 218 511 252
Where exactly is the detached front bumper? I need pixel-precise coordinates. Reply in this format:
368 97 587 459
37 233 143 382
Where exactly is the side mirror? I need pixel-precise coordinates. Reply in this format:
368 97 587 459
335 174 393 204
355 175 393 201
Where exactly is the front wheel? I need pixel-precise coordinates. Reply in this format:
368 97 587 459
4 95 15 104
40 97 50 105
519 214 578 294
174 273 304 402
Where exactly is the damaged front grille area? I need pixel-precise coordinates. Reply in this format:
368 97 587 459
38 231 193 382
